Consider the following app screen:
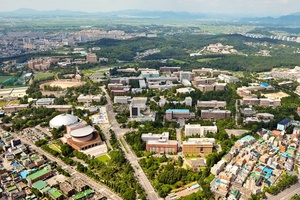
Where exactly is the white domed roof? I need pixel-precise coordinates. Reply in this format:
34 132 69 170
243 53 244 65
49 114 78 128
70 125 94 138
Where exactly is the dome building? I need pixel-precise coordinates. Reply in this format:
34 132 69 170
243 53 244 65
65 121 102 151
49 114 78 128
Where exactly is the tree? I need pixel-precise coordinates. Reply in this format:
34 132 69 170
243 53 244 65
61 144 73 157
178 156 183 167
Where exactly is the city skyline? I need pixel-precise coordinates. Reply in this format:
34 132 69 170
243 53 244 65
0 0 299 17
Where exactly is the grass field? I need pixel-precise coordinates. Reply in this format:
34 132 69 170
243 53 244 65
35 73 54 80
197 58 221 62
0 76 12 83
169 59 186 64
97 154 110 163
9 100 20 104
82 69 95 75
0 101 7 107
48 144 62 153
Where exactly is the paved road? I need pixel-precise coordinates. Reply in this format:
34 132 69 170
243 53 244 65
102 86 161 200
10 132 122 200
267 182 300 200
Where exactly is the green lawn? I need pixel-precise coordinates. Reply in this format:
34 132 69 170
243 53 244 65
35 73 54 80
197 58 221 62
0 101 7 107
48 144 62 153
169 59 186 64
97 154 110 163
82 69 95 75
9 100 20 104
0 76 12 83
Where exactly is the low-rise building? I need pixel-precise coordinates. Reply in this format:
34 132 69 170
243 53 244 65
60 182 76 197
277 118 292 131
48 188 64 200
70 178 88 192
27 165 53 186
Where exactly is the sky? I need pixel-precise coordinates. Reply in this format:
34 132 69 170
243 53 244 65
0 0 299 16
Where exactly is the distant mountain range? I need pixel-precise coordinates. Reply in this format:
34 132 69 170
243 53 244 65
1 8 300 25
241 13 300 25
0 8 246 19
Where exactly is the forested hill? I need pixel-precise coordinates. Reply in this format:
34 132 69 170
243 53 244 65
79 33 300 72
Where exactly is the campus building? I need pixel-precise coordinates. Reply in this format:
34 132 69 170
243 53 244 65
182 138 216 156
86 53 97 63
196 100 227 108
184 124 218 137
201 109 231 120
165 109 195 120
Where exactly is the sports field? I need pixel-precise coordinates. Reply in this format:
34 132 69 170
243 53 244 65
41 80 85 89
35 73 54 80
263 92 289 99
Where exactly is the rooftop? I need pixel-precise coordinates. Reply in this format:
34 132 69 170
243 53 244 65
70 125 94 138
27 165 52 181
32 180 48 190
278 118 292 125
48 188 63 199
166 109 190 114
73 189 94 200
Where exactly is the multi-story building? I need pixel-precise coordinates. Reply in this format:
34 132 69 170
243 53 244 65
146 140 178 154
165 109 195 120
86 53 97 63
201 109 231 120
197 100 226 108
141 132 169 142
129 97 147 118
197 83 226 92
185 124 218 137
160 66 181 73
36 98 55 106
43 105 72 112
3 104 29 113
218 74 239 83
182 138 216 156
193 77 217 85
114 96 130 104
28 57 54 70
77 94 102 103
178 71 195 82
241 98 281 107
140 70 160 78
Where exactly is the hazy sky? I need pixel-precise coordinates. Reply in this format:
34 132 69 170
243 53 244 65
0 0 299 16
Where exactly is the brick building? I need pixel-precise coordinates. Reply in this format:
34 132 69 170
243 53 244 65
201 109 231 120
